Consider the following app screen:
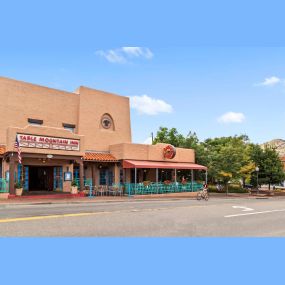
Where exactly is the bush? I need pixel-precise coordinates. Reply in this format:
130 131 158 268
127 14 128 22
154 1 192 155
15 181 23 189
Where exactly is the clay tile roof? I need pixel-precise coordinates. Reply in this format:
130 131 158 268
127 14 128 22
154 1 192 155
0 146 6 155
84 152 118 162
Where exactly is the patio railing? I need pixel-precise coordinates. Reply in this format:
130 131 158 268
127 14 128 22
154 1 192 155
84 182 203 196
124 182 203 196
0 179 8 193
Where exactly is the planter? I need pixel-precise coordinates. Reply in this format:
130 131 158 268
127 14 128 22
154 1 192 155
0 193 9 200
71 186 78 194
16 188 23 196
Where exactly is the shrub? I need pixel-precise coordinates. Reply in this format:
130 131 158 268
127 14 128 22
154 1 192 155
15 181 23 189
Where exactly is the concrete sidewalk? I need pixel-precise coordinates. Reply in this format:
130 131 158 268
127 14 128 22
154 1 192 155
0 191 264 206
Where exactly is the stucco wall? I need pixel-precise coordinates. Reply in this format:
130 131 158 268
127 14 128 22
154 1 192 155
110 143 195 163
0 77 132 153
0 77 79 145
77 86 132 151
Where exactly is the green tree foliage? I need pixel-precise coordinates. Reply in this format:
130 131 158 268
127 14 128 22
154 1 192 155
153 127 185 147
153 127 285 189
202 135 252 191
250 144 285 189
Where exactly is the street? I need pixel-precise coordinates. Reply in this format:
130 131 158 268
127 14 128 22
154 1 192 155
1 196 285 236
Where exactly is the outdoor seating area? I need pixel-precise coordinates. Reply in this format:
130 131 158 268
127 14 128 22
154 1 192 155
81 182 203 197
124 182 203 196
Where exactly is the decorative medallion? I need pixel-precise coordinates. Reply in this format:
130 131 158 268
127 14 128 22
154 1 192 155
101 115 112 129
163 144 176 159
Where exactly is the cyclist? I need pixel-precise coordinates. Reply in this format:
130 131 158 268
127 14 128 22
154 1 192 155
197 183 209 201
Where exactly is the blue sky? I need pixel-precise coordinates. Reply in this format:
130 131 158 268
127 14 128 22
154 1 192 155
1 0 285 145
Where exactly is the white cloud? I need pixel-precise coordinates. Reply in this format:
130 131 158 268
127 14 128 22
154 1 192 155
121 47 153 59
95 50 126 64
258 76 281 86
218 112 245 124
130 95 173 115
143 137 153 145
96 47 153 63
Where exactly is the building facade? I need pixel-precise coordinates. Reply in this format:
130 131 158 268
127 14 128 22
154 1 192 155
0 76 205 196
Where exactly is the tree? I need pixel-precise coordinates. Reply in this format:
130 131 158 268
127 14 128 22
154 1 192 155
153 127 185 147
202 135 251 191
153 127 285 190
250 145 285 189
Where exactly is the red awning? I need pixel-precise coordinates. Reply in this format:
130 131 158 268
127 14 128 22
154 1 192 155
123 160 207 170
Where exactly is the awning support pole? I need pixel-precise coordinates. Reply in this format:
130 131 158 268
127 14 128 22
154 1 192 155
191 169 194 192
135 167 137 194
174 168 177 183
156 168 158 184
205 170 208 185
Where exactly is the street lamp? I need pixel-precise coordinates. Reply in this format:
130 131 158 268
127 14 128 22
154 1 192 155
255 166 260 194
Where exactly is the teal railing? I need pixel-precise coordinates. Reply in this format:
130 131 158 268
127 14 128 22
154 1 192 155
72 180 202 197
74 178 93 188
0 178 8 193
123 182 203 196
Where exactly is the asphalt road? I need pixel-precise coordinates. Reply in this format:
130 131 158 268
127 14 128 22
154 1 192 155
1 197 285 236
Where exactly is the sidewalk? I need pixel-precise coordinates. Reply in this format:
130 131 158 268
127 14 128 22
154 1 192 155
0 191 262 206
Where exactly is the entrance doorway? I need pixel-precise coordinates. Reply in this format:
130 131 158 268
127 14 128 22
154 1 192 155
29 166 54 191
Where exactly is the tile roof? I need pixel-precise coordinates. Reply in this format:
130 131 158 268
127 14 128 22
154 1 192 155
84 152 118 162
0 146 6 155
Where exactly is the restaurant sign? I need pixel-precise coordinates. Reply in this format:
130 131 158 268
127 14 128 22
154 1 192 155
17 134 80 151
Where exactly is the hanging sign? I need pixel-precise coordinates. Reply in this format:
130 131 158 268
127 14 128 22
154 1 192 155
16 134 80 151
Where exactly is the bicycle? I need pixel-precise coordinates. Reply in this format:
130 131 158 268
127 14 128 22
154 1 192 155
197 187 209 201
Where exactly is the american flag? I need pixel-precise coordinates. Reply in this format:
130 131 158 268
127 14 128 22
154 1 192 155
14 135 22 164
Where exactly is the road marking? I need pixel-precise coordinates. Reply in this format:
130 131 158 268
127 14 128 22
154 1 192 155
0 203 212 224
232 206 254 212
0 212 112 224
225 208 285 218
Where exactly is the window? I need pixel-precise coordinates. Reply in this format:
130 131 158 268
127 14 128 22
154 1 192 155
63 123 76 133
28 118 43 126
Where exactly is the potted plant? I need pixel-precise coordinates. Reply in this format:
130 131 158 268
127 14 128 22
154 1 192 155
15 181 23 196
71 180 78 194
143 181 151 187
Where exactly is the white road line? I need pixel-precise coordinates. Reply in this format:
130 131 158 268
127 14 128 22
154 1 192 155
225 208 285 218
232 206 254 212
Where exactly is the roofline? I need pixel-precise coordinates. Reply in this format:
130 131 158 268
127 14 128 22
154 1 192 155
0 76 78 96
77 86 130 100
